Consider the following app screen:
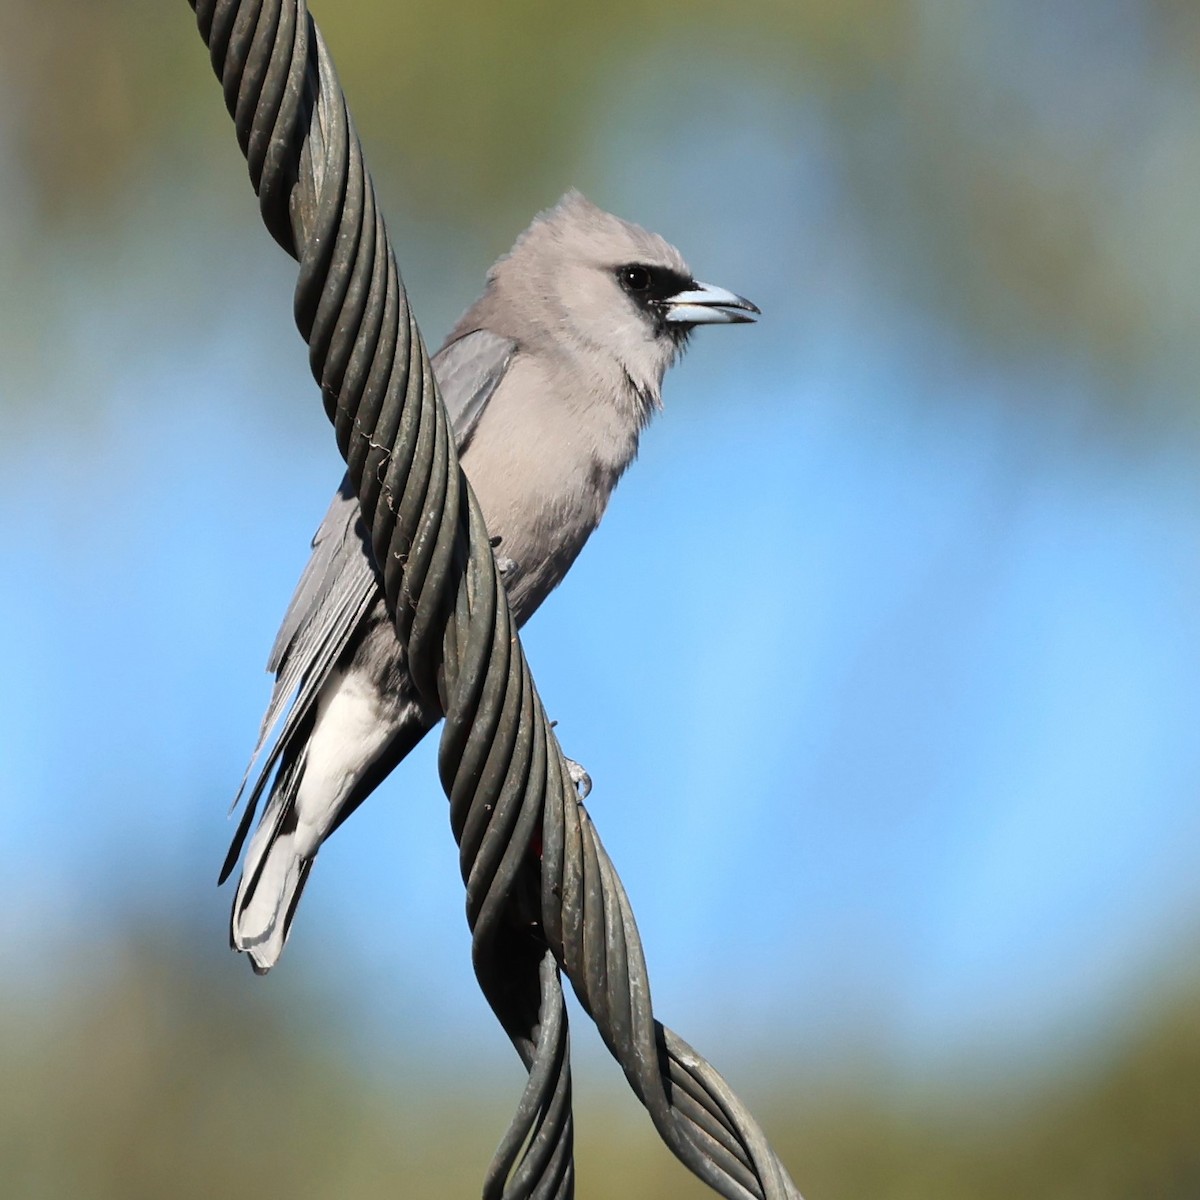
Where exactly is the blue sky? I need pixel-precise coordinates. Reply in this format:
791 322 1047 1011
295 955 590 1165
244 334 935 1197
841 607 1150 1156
2 246 1197 1077
1 41 1198 1085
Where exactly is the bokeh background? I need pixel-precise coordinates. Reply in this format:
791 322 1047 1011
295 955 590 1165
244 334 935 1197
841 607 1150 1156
2 1 1199 1196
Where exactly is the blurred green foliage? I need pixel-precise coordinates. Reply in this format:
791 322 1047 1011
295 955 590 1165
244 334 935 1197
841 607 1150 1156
6 0 1200 407
2 930 1196 1199
0 0 896 225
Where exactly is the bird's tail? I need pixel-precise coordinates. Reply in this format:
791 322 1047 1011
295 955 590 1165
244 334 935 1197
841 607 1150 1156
221 669 435 975
228 756 313 975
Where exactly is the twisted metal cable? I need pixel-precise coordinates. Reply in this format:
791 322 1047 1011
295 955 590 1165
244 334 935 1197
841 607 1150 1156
190 3 801 1197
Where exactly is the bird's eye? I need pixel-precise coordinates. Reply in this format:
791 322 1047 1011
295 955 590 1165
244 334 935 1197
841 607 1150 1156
621 265 653 292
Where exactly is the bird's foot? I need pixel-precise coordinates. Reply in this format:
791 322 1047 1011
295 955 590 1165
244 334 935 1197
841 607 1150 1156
564 756 592 800
489 534 517 578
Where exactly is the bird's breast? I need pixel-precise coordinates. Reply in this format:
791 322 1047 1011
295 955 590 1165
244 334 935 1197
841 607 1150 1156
459 357 640 626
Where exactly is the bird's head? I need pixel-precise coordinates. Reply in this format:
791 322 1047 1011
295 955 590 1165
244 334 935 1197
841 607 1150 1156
482 190 759 409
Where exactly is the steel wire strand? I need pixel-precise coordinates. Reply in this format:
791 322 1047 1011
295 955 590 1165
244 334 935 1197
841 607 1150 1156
190 3 800 1197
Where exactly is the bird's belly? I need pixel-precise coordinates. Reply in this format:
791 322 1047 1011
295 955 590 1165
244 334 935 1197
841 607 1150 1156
469 470 603 628
458 361 630 627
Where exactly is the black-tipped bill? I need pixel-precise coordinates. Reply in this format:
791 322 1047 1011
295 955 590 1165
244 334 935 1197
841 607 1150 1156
663 280 760 325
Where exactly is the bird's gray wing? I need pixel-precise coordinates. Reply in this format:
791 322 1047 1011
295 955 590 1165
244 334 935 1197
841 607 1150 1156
224 475 375 851
433 327 517 453
229 329 517 823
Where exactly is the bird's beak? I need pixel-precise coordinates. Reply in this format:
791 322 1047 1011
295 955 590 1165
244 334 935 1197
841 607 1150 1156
663 280 760 325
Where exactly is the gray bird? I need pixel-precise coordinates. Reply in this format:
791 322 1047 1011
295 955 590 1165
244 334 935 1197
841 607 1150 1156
223 190 758 973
